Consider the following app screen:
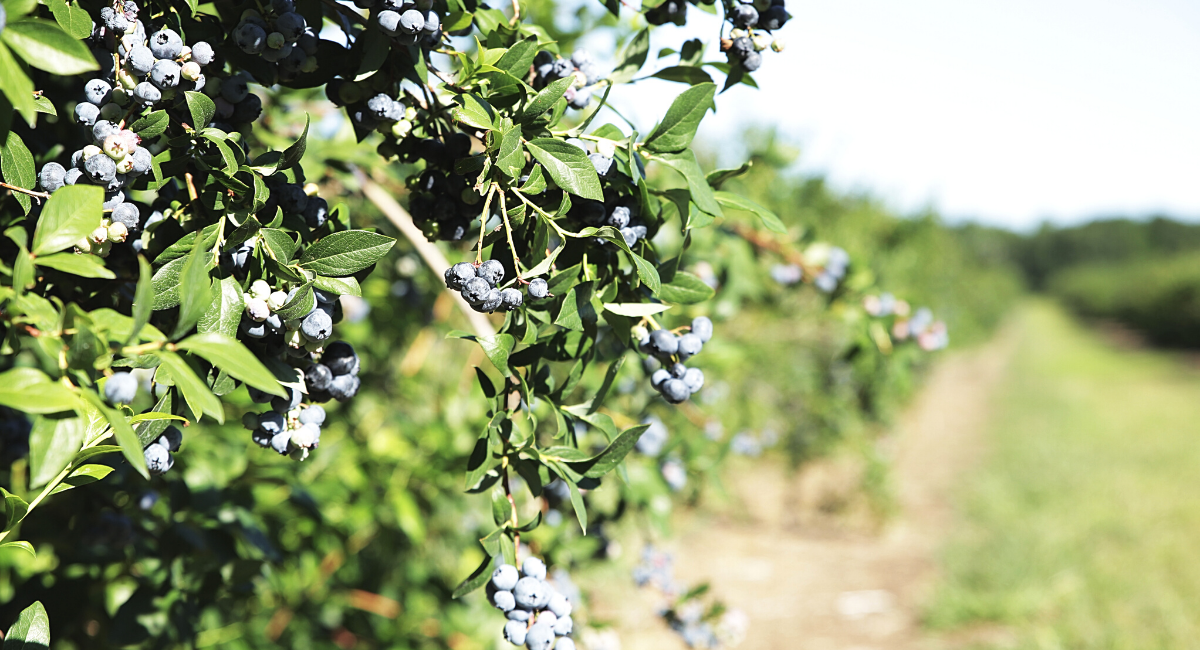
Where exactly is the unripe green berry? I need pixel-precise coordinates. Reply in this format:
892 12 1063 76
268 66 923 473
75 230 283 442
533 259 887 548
300 57 318 73
204 76 222 96
241 412 259 429
117 67 138 90
267 31 286 49
112 88 132 106
752 33 772 51
461 188 480 205
116 154 136 174
90 225 109 244
730 28 748 39
267 290 288 310
179 45 192 60
181 61 201 81
94 240 112 257
338 82 363 105
100 103 122 121
771 38 785 53
250 279 272 300
107 221 129 243
286 328 304 348
82 145 102 160
391 119 412 139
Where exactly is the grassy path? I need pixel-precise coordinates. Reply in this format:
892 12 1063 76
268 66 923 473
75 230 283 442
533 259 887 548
926 301 1200 649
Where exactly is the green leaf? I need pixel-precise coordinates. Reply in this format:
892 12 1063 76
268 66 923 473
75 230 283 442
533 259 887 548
491 485 514 527
518 164 546 194
494 122 524 179
2 19 98 74
127 255 152 344
1 0 38 20
651 150 722 217
643 83 716 154
0 42 37 125
28 415 85 489
30 184 102 255
561 465 587 532
451 93 496 131
151 255 186 310
156 351 224 423
272 282 313 322
0 368 79 414
260 227 298 262
589 355 624 414
650 65 714 85
521 75 574 121
493 36 538 77
610 28 650 84
31 94 54 116
658 271 717 304
32 252 115 278
279 114 309 169
525 138 603 201
46 463 114 495
171 239 215 340
46 0 93 39
568 423 651 478
714 190 786 233
312 274 361 297
78 388 148 479
177 333 287 397
197 275 244 338
579 226 661 293
0 541 35 558
602 302 671 317
3 601 50 648
0 130 34 215
451 553 497 599
448 331 515 376
706 160 752 188
184 91 215 129
299 230 396 276
3 488 29 531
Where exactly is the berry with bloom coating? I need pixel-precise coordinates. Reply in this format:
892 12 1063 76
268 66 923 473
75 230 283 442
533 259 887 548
499 288 523 311
306 363 333 391
149 28 183 59
683 367 704 393
522 556 547 580
527 277 549 299
660 378 690 404
490 588 515 612
85 154 117 183
75 102 100 126
547 592 572 617
270 431 291 454
677 333 703 359
191 41 214 65
245 298 270 322
478 259 505 287
301 308 332 341
85 79 112 105
552 615 573 636
329 374 361 401
299 405 326 425
149 60 181 89
555 639 576 650
524 623 555 650
691 316 713 342
291 422 320 448
503 620 527 646
39 163 66 192
445 262 476 290
104 372 138 404
158 426 182 452
323 341 360 376
492 563 520 590
133 81 161 105
649 330 679 356
145 443 172 475
258 411 285 435
462 277 490 305
513 577 547 609
128 46 154 74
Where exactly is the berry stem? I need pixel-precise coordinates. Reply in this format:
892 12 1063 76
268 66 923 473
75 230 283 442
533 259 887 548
511 188 577 240
497 189 526 283
0 182 50 202
475 183 498 265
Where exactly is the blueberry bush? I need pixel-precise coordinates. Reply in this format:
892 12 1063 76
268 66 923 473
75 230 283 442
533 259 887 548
0 0 1003 644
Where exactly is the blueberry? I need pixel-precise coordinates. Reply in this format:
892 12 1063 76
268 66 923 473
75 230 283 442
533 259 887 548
503 620 527 646
677 333 703 359
731 3 758 26
620 227 638 247
322 341 359 376
111 203 140 230
683 367 704 393
492 563 520 590
547 592 572 617
133 81 161 105
328 374 360 401
660 378 689 404
258 411 285 435
741 50 762 72
272 0 295 12
499 287 523 311
64 168 84 185
127 45 155 75
555 639 576 650
551 58 573 78
649 330 678 356
291 422 320 448
272 386 303 412
301 308 332 341
129 147 152 175
445 262 476 290
367 93 394 119
84 78 112 105
422 9 439 32
75 102 100 126
248 386 274 404
607 205 631 228
525 623 555 650
232 94 263 124
85 154 117 183
190 41 214 65
149 59 181 89
92 120 119 143
477 259 505 287
269 431 291 454
38 163 66 193
507 608 531 622
144 443 172 474
589 153 613 177
275 12 307 40
490 589 515 612
552 615 573 636
462 277 491 305
691 316 713 342
299 405 325 426
221 76 250 103
513 577 546 609
149 28 183 59
521 556 547 580
280 47 308 73
245 298 270 321
102 190 125 210
568 87 592 110
730 36 754 57
571 48 593 67
252 428 272 447
104 372 138 404
303 196 328 228
235 22 267 54
527 277 549 299
478 289 503 313
306 363 333 391
277 183 309 213
157 426 182 452
759 4 788 29
399 8 424 33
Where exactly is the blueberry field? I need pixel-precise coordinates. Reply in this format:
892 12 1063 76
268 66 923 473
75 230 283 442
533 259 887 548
0 0 1197 648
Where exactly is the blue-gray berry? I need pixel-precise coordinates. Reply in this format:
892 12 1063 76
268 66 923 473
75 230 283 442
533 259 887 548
490 588 515 612
503 620 527 646
133 81 161 105
275 12 307 40
527 277 549 299
235 22 267 54
258 411 285 435
85 154 117 183
84 78 112 105
128 45 155 74
513 576 547 609
521 557 547 580
328 374 360 401
552 615 572 636
190 41 214 65
524 623 555 650
399 8 424 33
691 316 713 342
445 262 476 290
111 203 140 230
144 443 172 474
269 431 291 454
683 367 704 393
649 330 678 356
462 277 491 305
157 426 182 452
478 259 505 287
492 563 519 590
322 341 359 376
38 163 66 193
75 102 100 126
104 372 138 404
149 28 183 59
149 59 181 89
660 378 689 404
499 288 523 311
301 308 332 341
306 363 333 391
677 333 703 359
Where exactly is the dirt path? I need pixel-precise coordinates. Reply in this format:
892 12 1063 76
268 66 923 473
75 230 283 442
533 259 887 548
594 320 1024 650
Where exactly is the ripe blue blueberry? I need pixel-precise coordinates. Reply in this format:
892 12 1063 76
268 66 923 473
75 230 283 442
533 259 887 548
158 426 182 452
275 12 307 40
490 589 515 612
133 81 161 105
85 154 117 183
607 205 631 228
422 9 439 32
235 22 267 54
478 289 503 313
547 592 572 617
38 163 66 193
669 362 687 378
323 342 360 376
149 28 183 59
329 374 361 401
306 363 333 391
277 183 309 213
620 227 638 247
301 308 333 341
660 378 690 404
272 386 303 413
527 278 549 299
649 330 679 356
445 262 476 290
299 405 325 426
524 623 555 650
731 3 758 27
269 431 291 454
144 443 172 474
304 196 328 228
478 259 505 287
522 556 547 580
492 563 520 590
93 120 119 143
85 79 112 105
500 288 523 311
462 277 491 305
75 102 100 126
691 316 713 342
513 577 546 609
555 639 576 650
252 428 272 447
111 203 140 231
503 620 527 646
589 153 613 178
677 333 703 359
190 41 214 65
221 76 250 103
149 60 181 89
552 615 573 636
741 50 762 72
258 411 285 435
104 372 138 405
64 168 84 185
683 367 704 393
130 147 152 175
650 368 671 390
399 8 424 33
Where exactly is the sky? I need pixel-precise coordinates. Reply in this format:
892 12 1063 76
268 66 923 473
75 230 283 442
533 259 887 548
598 0 1200 230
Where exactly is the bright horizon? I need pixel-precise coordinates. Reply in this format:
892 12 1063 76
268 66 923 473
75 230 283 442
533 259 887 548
599 0 1200 230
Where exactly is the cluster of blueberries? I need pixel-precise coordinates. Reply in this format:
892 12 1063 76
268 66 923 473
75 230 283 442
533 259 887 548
573 192 649 249
90 3 215 109
895 307 949 351
723 0 790 72
242 341 361 458
632 546 747 649
639 316 713 404
392 134 484 242
142 425 182 475
488 558 577 650
531 49 604 111
231 1 320 78
375 0 442 49
444 260 550 313
36 124 148 257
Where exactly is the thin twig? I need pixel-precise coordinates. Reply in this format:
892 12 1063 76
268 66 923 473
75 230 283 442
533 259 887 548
497 190 526 283
358 175 497 338
1 182 50 202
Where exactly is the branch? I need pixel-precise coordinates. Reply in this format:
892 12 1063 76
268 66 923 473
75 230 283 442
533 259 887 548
358 176 497 338
1 181 50 202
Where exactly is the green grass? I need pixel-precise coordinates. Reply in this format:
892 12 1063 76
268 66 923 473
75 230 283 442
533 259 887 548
926 300 1200 649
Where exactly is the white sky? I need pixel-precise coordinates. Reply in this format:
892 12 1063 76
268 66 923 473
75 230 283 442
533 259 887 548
599 0 1200 230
